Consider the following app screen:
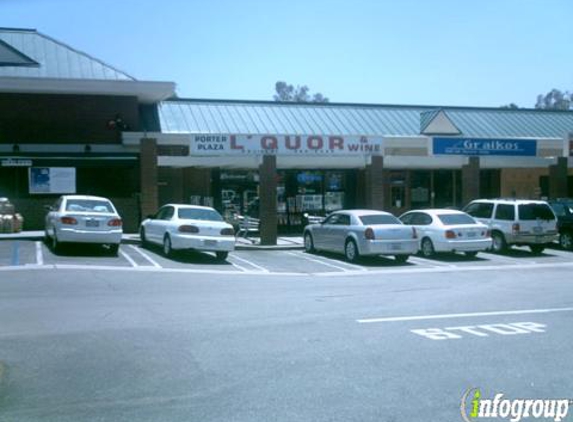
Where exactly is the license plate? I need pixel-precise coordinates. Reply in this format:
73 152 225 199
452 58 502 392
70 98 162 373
86 220 99 227
533 227 543 234
204 239 217 247
389 243 403 251
466 232 477 238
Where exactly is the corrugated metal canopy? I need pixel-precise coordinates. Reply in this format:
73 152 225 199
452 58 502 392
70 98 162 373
0 27 134 81
159 99 573 139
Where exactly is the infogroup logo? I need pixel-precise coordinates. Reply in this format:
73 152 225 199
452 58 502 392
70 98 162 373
461 388 571 422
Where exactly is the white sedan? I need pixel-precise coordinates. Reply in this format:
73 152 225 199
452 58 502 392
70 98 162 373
45 195 123 255
399 209 492 257
303 209 418 263
139 204 235 261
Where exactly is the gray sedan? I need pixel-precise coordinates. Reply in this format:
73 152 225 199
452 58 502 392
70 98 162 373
303 209 418 263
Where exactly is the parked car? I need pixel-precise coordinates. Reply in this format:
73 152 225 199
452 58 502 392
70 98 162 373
547 199 573 250
399 209 491 257
139 204 235 261
303 209 418 263
462 199 558 254
44 195 123 255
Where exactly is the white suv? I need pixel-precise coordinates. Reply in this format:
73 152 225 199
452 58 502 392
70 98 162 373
463 199 558 254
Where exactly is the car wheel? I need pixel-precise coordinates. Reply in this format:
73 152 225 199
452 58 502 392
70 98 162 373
304 232 315 253
395 255 409 264
345 239 359 263
108 244 119 256
140 227 148 247
163 235 173 257
491 231 507 253
464 251 479 258
530 244 545 255
559 232 573 250
421 238 435 257
216 251 228 261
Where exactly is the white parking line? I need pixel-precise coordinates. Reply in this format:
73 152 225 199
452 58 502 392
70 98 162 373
290 251 367 272
35 241 44 266
119 249 138 267
479 252 537 265
285 251 354 273
229 254 270 273
543 248 573 259
357 307 573 324
228 260 251 273
408 256 457 268
128 245 162 268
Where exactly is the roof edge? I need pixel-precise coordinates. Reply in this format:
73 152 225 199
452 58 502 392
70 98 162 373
163 97 573 113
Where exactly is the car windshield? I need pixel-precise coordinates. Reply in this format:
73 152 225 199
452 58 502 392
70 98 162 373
438 214 476 225
518 204 555 220
359 214 401 225
65 199 114 213
178 208 224 221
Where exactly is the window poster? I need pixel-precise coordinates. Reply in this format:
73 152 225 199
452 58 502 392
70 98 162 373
29 167 76 194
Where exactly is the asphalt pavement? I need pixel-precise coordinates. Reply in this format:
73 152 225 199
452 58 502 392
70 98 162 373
0 241 572 421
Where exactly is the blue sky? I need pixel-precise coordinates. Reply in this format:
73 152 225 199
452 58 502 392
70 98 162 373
3 0 571 107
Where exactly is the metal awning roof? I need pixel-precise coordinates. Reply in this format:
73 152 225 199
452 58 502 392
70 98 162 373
158 99 573 139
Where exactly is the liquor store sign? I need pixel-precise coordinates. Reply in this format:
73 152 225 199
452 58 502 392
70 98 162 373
191 134 383 156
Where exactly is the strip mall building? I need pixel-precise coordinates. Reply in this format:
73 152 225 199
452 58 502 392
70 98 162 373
1 28 572 243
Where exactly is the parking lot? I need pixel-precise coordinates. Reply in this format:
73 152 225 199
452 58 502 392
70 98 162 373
1 238 573 276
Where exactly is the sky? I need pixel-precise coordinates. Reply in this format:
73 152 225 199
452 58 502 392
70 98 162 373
2 0 571 108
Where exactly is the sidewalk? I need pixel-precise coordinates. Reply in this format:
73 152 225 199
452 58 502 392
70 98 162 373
0 231 304 250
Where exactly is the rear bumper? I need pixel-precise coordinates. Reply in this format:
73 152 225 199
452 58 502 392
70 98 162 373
433 238 492 253
360 239 418 256
507 233 558 245
171 234 235 252
57 228 122 244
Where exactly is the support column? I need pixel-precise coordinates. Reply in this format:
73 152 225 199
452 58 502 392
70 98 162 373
462 156 480 206
140 137 158 220
365 155 385 210
549 156 568 199
259 155 277 245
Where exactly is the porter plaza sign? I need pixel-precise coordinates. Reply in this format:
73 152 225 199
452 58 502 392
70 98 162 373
191 134 383 156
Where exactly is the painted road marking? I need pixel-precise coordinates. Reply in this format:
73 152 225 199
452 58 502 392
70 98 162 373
291 251 368 272
411 322 547 340
128 245 162 268
408 256 457 268
285 251 353 273
357 307 573 324
11 241 19 266
119 249 138 267
480 252 538 265
35 241 44 266
229 254 270 273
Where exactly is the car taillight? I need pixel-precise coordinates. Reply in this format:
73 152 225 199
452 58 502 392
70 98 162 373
445 230 456 239
60 216 77 225
364 227 375 240
179 225 199 233
412 227 417 239
220 228 234 236
512 223 520 234
108 218 122 227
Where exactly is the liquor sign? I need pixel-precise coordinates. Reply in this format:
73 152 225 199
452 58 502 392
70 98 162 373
29 167 76 194
191 134 383 156
433 137 537 156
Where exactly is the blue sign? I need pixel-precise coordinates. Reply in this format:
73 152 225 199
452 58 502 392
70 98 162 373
433 137 537 156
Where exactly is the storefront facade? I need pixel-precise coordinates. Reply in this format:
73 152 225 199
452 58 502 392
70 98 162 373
1 28 572 244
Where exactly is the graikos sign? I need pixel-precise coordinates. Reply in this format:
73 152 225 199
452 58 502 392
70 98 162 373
433 137 537 156
191 134 383 156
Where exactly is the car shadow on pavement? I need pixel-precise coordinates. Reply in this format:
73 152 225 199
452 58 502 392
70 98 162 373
492 248 553 259
416 253 488 263
44 240 117 258
142 244 232 266
310 251 415 267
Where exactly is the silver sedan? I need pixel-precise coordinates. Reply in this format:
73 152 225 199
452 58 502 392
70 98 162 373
303 209 418 263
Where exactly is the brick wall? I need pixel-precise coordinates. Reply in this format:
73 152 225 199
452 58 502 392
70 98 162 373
0 93 139 144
